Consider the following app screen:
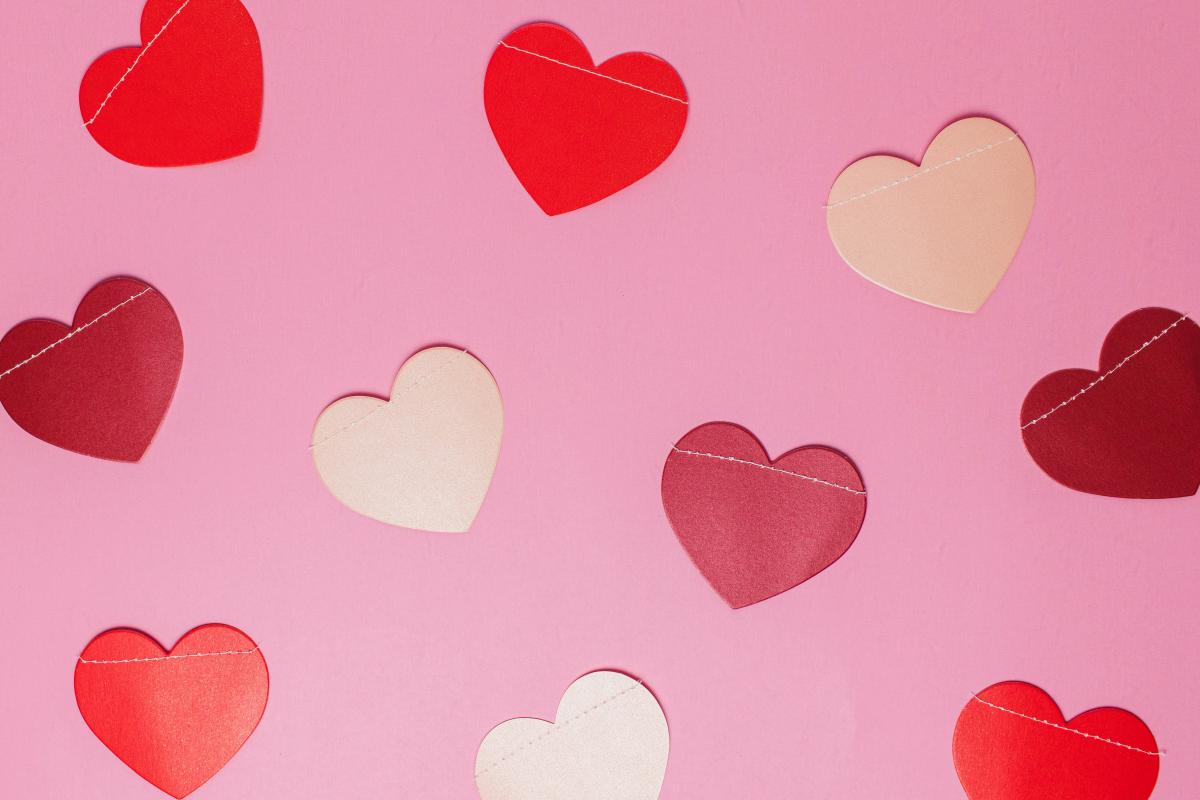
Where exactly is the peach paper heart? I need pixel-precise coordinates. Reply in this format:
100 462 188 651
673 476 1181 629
474 671 669 800
825 117 1035 313
310 347 503 532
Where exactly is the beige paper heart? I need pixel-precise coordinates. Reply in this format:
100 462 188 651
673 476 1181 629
825 117 1035 313
310 347 502 532
474 671 669 800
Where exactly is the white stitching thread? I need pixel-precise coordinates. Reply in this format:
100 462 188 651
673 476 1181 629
971 695 1164 756
83 0 192 127
308 349 471 449
824 135 1018 209
1021 314 1190 430
0 287 154 382
670 446 866 496
474 680 645 780
79 644 261 664
497 40 688 105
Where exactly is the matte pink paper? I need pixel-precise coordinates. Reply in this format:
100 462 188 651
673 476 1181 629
1 3 1199 799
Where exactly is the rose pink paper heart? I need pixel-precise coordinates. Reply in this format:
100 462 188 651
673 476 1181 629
661 422 867 608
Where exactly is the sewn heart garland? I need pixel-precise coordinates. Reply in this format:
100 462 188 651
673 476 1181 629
475 670 669 800
310 347 503 532
484 22 688 215
79 0 263 166
825 117 1035 313
0 277 183 462
953 681 1160 800
74 624 269 799
1021 307 1200 498
661 422 867 608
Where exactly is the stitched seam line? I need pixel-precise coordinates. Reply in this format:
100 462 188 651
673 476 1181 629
671 447 866 496
1021 314 1189 430
0 287 154 382
83 0 192 127
497 41 688 105
79 644 260 664
474 680 644 780
824 135 1018 209
971 695 1163 756
309 349 471 449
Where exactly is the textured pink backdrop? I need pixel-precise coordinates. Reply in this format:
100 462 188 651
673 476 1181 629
2 1 1198 797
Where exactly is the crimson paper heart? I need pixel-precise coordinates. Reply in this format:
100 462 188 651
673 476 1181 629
80 0 263 166
1021 307 1200 498
0 277 183 462
661 422 867 608
484 22 688 215
75 625 268 799
953 681 1160 800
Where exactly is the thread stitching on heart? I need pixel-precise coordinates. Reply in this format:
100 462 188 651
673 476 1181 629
824 135 1018 209
1021 314 1190 430
971 695 1164 756
309 349 473 449
671 446 866 495
0 287 154 382
497 41 688 105
474 679 646 780
79 644 260 664
83 0 192 127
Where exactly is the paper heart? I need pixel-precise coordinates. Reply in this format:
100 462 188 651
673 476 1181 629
953 681 1160 800
825 117 1035 313
1021 307 1200 498
484 22 688 215
79 0 263 166
661 422 867 608
0 277 183 461
475 671 668 800
310 347 503 532
74 624 269 799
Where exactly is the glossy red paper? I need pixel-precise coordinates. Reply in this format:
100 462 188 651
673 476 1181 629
953 681 1159 800
1021 307 1200 498
79 0 263 166
661 422 867 608
0 277 183 462
74 624 269 799
484 22 688 215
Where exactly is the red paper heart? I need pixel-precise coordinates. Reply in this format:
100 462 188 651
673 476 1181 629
0 277 183 462
1021 307 1200 498
79 0 263 166
953 681 1160 800
484 22 688 215
661 422 867 608
74 624 269 799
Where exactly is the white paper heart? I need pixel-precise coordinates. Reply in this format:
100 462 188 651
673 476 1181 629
825 116 1035 313
475 671 669 800
310 347 503 532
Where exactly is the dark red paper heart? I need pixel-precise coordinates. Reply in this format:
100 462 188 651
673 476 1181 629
1021 307 1200 498
0 277 183 462
74 624 269 799
79 0 263 166
661 422 867 608
484 22 688 215
953 681 1160 800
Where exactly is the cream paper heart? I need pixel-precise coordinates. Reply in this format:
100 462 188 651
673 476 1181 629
825 116 1035 313
310 347 502 532
474 671 669 800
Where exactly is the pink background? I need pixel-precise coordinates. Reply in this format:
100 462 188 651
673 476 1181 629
1 1 1198 797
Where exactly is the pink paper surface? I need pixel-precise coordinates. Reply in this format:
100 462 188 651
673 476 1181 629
1 2 1197 798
